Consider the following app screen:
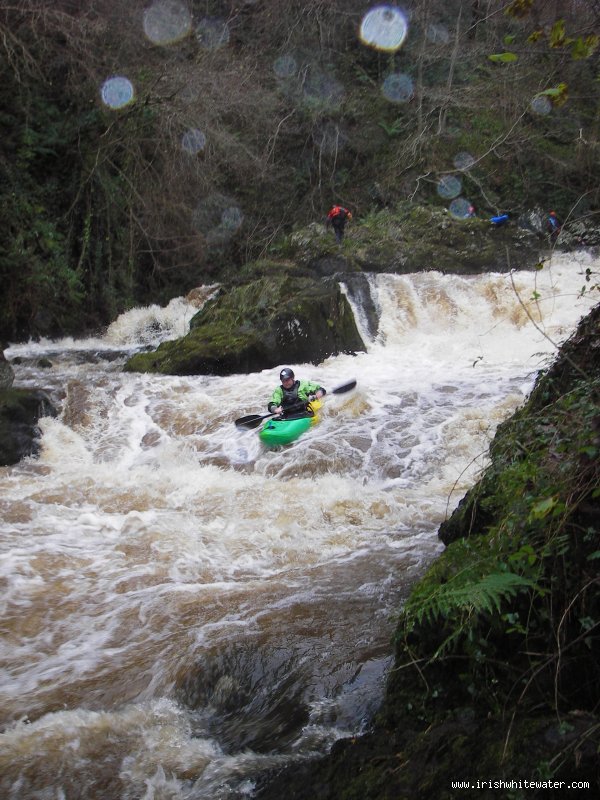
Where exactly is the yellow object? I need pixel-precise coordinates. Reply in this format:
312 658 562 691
307 398 322 425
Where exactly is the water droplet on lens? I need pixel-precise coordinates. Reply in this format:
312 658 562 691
448 197 473 219
196 17 230 50
303 69 344 109
360 5 409 52
181 128 207 154
100 76 135 109
382 72 414 103
273 54 297 79
437 175 462 199
453 152 476 171
425 23 450 45
530 95 552 115
221 207 244 232
143 0 191 45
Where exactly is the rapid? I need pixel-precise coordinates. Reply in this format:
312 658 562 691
1 253 598 799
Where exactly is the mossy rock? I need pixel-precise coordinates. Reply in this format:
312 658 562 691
254 711 599 800
124 273 365 376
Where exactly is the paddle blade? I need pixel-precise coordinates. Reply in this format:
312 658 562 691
235 414 267 430
331 379 357 395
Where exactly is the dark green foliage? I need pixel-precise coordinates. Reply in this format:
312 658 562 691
0 77 82 337
1 0 599 343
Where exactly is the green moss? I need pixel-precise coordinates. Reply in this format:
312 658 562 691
125 271 365 375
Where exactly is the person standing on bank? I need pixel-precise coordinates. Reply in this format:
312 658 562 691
326 205 352 243
547 210 561 241
268 368 326 417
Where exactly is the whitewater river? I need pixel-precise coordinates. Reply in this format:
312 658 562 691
1 253 598 799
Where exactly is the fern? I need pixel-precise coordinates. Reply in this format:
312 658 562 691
377 119 402 137
404 570 538 628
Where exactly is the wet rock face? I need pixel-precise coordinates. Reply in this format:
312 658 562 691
0 351 15 390
0 389 57 465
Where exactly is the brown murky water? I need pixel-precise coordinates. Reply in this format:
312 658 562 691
1 257 597 798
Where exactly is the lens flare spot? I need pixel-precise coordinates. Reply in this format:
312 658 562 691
426 23 450 45
448 197 474 219
273 54 297 79
453 151 476 171
100 76 135 109
530 95 552 115
359 5 408 52
196 17 230 50
143 0 192 45
192 195 243 247
181 128 207 154
382 72 414 103
303 69 345 110
315 122 348 155
221 207 244 232
437 175 462 199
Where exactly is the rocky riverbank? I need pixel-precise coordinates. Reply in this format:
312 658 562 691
253 303 600 798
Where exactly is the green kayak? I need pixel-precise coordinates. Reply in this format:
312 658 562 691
259 400 321 447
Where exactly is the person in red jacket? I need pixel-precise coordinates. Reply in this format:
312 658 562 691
326 205 352 243
547 210 561 241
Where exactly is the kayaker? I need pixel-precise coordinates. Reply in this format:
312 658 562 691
325 205 352 243
268 368 326 417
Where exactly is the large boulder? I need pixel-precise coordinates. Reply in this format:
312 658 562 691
0 388 57 466
124 270 365 376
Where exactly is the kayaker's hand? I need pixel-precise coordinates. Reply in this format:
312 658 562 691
274 405 283 415
316 389 324 399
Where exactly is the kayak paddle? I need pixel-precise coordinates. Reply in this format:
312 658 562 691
234 378 357 430
235 402 307 430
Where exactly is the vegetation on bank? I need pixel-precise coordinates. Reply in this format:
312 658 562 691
255 302 600 799
1 1 598 340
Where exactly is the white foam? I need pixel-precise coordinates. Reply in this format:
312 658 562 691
1 255 598 794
